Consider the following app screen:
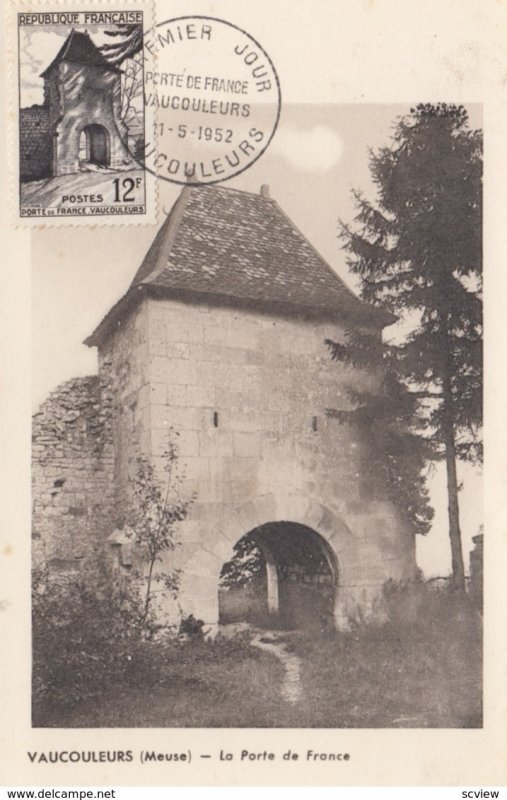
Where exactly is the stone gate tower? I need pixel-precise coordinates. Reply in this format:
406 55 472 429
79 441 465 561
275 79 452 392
21 29 132 180
81 184 417 628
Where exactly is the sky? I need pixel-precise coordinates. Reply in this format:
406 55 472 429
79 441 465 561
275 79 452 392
20 24 120 107
31 102 482 578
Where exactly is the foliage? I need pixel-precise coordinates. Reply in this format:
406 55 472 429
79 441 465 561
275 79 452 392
219 535 265 589
32 436 196 716
338 103 482 586
129 434 194 630
326 332 434 534
32 564 274 725
290 577 482 727
100 24 143 64
32 559 145 710
119 54 144 129
35 577 482 729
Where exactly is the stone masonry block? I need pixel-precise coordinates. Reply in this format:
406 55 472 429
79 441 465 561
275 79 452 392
190 344 223 363
192 480 220 503
149 336 166 357
164 322 191 343
234 499 262 534
204 325 229 345
215 508 244 544
196 362 231 387
251 492 278 524
149 383 167 405
217 386 263 410
228 366 260 391
164 406 203 431
198 430 233 457
222 457 259 483
303 499 327 532
285 493 311 526
175 430 199 457
186 384 216 408
226 328 257 349
228 412 262 433
183 456 210 482
233 431 262 458
167 384 187 405
167 358 198 386
195 344 249 365
166 342 190 359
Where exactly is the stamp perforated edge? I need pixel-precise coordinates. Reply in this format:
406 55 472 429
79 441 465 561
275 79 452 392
7 0 159 229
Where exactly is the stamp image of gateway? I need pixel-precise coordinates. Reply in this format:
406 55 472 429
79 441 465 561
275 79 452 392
17 10 153 220
32 184 416 631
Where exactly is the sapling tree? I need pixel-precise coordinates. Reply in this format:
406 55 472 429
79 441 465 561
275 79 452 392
130 434 194 631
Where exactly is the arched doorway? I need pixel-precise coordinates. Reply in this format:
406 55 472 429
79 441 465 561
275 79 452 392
78 124 110 166
218 521 337 630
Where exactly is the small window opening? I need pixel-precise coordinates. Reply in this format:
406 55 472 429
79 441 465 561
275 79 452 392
213 411 219 428
312 416 318 432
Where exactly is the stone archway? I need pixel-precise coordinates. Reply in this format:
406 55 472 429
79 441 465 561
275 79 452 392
176 493 360 630
218 521 338 629
79 124 110 166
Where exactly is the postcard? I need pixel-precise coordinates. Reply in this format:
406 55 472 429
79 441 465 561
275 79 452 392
1 0 506 788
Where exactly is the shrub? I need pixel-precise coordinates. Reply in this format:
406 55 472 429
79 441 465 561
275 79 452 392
32 559 262 719
289 576 482 727
32 559 146 711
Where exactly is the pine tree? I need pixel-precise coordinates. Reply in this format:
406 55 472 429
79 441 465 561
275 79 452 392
326 332 435 537
100 24 143 64
339 103 482 589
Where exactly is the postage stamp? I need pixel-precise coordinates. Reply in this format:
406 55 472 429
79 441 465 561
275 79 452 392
13 2 156 224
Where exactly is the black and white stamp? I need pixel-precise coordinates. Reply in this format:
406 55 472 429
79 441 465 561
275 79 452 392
142 16 281 185
16 5 156 223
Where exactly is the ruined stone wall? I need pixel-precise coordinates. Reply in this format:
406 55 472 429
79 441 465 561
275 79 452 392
19 106 51 182
98 294 416 627
32 374 115 571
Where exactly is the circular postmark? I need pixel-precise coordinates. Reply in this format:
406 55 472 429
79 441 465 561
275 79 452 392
142 16 281 185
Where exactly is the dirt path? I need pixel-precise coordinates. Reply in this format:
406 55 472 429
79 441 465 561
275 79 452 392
250 631 302 704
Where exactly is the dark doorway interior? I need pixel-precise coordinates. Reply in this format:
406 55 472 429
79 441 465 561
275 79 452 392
80 124 110 166
219 521 336 630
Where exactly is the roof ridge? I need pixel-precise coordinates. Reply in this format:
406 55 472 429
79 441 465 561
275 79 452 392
268 196 366 313
192 183 276 201
61 28 76 60
130 187 194 288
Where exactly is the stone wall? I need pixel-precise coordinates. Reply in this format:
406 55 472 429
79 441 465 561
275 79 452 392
98 302 151 513
32 374 115 572
52 62 130 175
19 106 51 182
98 294 416 628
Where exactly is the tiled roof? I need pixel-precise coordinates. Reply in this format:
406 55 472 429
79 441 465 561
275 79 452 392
135 185 392 316
41 30 121 77
86 185 393 346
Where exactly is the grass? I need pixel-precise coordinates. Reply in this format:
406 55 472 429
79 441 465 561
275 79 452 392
289 581 483 728
33 637 290 728
33 583 482 728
